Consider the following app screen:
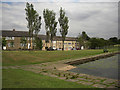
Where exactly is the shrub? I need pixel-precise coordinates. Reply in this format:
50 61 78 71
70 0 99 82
103 49 108 53
54 67 56 69
70 75 78 79
58 73 61 77
66 76 68 79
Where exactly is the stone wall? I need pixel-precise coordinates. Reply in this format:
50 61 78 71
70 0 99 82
65 51 120 65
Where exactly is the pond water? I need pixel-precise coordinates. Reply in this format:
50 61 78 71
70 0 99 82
69 54 119 79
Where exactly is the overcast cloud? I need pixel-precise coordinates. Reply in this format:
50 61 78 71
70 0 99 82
1 1 119 39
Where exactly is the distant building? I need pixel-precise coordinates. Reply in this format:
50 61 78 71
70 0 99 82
2 29 79 50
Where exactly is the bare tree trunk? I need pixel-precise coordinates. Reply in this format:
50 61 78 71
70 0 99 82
31 37 33 49
79 42 81 49
29 37 31 51
62 40 64 51
46 42 47 50
51 40 53 48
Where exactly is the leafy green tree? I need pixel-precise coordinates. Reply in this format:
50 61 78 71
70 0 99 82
77 33 84 49
43 9 57 48
98 38 106 48
89 37 107 49
34 37 42 50
45 31 50 49
108 37 118 45
46 31 50 43
81 31 90 40
89 38 99 49
33 13 42 49
10 41 14 47
34 15 42 36
118 39 120 44
77 32 90 49
2 38 6 47
84 41 91 49
20 37 27 49
25 2 38 49
43 9 50 43
58 7 69 51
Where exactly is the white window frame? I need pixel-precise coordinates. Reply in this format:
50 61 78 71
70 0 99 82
5 37 14 40
8 43 11 47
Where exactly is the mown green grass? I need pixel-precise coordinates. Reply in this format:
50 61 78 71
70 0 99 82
2 48 118 66
2 69 94 88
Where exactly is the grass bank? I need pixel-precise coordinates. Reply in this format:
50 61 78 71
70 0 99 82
2 48 118 66
2 69 94 88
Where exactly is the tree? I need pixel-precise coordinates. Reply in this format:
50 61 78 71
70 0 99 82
46 31 50 43
10 41 14 47
109 37 118 45
20 37 27 49
33 13 42 49
34 15 42 36
25 2 38 49
58 7 69 51
84 41 91 49
77 31 90 49
45 31 50 49
81 31 90 40
43 9 57 48
34 37 42 50
89 37 107 49
2 38 6 49
43 9 50 44
118 39 120 44
77 33 84 49
89 38 99 49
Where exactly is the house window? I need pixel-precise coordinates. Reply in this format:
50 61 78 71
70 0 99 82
8 43 11 47
68 43 71 45
10 42 14 47
64 43 67 45
5 37 14 40
53 41 56 44
20 43 23 47
27 37 31 40
12 37 14 40
21 43 26 47
8 42 14 47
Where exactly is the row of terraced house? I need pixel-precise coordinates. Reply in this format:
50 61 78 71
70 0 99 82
2 29 80 50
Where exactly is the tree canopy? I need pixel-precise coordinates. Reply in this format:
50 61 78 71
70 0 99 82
25 2 42 49
81 31 90 40
58 7 69 50
43 9 57 48
25 2 38 36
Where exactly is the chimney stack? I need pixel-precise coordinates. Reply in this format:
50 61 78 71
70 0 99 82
13 29 15 31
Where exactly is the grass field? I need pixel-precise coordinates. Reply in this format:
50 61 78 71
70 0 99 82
2 48 118 66
2 48 118 88
2 69 94 88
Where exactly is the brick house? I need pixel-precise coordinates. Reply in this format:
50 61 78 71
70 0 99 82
2 29 79 50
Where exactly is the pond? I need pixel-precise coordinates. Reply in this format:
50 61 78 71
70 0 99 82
69 54 119 79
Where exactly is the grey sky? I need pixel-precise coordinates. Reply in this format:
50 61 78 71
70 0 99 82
1 0 119 39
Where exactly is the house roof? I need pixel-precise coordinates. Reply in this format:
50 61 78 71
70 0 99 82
2 30 32 37
2 30 77 41
53 36 77 41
